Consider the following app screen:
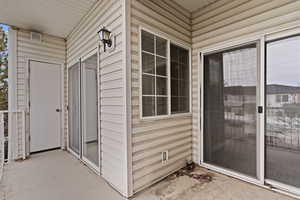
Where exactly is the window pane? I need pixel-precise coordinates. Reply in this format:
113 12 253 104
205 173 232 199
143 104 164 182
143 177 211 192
171 79 178 96
179 64 189 81
282 95 288 102
143 96 155 117
142 75 155 95
142 30 154 53
171 45 178 62
266 35 300 188
171 61 179 79
156 36 167 57
142 52 155 74
157 97 167 115
171 97 179 113
82 54 99 167
156 77 167 95
179 80 189 97
276 95 281 102
204 43 258 178
179 97 189 112
180 48 189 64
156 56 167 76
170 44 189 114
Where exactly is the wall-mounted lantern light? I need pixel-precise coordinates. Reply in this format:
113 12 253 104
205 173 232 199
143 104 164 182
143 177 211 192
97 27 112 52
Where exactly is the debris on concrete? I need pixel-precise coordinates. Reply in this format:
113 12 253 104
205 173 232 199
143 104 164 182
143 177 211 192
173 163 213 183
133 163 296 200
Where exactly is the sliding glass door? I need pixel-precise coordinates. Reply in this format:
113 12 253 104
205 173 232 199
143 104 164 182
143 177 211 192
68 50 99 170
202 33 300 195
266 35 300 188
203 43 259 178
81 53 99 168
68 62 81 155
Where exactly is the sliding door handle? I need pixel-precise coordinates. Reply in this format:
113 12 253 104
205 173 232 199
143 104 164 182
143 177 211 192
258 106 263 114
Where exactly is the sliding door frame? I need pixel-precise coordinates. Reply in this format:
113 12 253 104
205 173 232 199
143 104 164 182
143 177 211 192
199 26 300 198
67 60 82 160
80 47 100 174
67 46 101 174
199 36 265 186
264 29 300 197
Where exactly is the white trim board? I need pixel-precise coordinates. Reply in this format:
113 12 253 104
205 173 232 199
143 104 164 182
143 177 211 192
123 0 133 196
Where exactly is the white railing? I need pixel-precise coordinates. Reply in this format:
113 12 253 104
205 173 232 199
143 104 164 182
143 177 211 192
0 110 26 181
0 112 4 180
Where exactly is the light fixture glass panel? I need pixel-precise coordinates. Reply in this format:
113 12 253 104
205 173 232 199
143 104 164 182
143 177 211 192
103 30 110 40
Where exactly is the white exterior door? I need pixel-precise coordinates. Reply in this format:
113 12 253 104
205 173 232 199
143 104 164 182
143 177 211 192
29 60 62 153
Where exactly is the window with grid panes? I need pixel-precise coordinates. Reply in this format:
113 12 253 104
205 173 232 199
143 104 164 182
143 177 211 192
170 44 190 114
141 30 168 117
141 30 190 117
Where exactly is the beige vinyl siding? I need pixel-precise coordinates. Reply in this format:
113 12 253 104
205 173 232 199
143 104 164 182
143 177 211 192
66 0 128 195
191 0 300 163
131 0 192 193
14 29 66 159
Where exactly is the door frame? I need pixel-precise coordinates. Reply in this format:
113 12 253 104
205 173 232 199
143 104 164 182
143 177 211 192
66 46 101 174
26 58 65 155
198 25 300 198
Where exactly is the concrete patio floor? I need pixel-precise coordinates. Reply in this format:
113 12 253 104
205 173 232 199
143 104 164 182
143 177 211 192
0 150 126 200
0 150 297 200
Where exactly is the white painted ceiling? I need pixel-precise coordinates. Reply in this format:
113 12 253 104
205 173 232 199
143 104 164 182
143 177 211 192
0 0 97 38
173 0 217 12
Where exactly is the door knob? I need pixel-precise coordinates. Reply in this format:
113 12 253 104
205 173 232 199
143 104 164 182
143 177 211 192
56 109 61 112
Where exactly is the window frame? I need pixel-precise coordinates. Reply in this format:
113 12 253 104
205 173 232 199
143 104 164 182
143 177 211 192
139 27 192 120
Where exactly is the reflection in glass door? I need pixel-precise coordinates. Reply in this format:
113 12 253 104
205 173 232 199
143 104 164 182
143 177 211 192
82 53 99 167
266 35 300 188
68 62 81 155
203 43 259 178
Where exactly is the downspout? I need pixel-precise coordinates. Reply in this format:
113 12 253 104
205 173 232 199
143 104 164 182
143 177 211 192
123 0 133 197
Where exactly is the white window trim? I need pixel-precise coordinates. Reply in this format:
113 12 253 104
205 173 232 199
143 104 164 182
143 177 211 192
139 26 192 120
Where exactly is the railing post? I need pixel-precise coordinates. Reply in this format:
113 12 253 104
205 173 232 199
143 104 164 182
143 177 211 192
22 111 26 160
8 111 12 162
0 112 4 179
